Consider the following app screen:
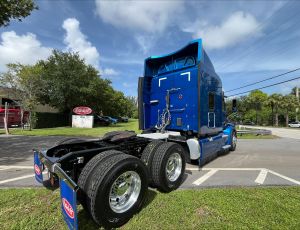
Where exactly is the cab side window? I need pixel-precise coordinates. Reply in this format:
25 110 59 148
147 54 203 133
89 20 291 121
209 92 215 111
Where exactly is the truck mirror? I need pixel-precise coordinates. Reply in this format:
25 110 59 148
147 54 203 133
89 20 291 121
232 99 237 113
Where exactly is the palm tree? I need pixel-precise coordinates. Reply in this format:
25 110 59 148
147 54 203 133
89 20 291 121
264 94 282 126
280 95 299 127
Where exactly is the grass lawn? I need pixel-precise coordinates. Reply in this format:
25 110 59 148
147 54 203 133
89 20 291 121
0 119 139 137
0 187 299 230
0 119 275 139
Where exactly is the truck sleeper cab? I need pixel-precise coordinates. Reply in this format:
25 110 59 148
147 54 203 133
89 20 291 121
138 39 236 163
33 39 236 229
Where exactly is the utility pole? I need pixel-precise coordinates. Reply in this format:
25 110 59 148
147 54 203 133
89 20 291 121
4 102 9 135
296 87 299 122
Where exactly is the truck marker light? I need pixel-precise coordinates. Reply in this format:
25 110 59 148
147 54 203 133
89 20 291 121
62 198 74 219
34 164 41 175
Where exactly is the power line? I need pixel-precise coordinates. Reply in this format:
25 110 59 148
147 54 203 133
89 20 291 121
227 75 300 97
225 68 300 93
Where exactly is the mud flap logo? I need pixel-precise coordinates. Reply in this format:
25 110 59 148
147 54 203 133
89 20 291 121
62 198 74 219
33 152 43 183
34 164 41 175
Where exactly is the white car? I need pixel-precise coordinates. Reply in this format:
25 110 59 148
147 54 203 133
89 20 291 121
288 122 300 128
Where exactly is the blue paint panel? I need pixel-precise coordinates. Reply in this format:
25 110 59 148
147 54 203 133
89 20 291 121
223 124 235 145
149 66 199 132
33 151 43 183
199 133 224 161
60 179 78 230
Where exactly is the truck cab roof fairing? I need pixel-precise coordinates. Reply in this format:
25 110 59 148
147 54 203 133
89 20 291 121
144 39 203 77
144 39 218 79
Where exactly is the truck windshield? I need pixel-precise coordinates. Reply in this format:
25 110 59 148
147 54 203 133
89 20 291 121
157 56 195 75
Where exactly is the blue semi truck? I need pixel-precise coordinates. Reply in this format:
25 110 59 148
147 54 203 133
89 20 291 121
34 39 236 229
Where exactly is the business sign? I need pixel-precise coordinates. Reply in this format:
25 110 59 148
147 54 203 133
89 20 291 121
72 115 94 128
73 107 92 115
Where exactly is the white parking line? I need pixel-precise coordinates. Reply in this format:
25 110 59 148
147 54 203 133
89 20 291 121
255 169 268 184
192 169 218 186
187 167 265 171
0 166 33 170
0 172 47 185
187 167 300 186
268 170 300 185
0 174 36 184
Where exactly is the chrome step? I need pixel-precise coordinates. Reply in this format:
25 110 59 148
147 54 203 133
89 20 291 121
222 144 231 150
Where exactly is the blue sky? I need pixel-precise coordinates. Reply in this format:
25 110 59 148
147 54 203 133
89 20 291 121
1 0 300 97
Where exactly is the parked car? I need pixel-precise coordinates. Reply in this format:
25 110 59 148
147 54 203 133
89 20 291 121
116 116 129 122
243 121 255 126
94 115 111 126
288 121 300 128
102 116 118 124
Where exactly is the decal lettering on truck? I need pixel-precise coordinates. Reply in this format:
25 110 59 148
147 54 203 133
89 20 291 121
62 198 75 219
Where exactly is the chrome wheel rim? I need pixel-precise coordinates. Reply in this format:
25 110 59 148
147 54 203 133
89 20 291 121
233 134 237 147
165 152 182 182
109 171 141 213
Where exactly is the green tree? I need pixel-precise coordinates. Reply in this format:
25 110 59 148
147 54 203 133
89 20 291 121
245 90 268 125
38 50 132 119
0 0 38 27
290 87 300 121
125 96 137 118
290 87 299 96
280 95 299 127
38 50 101 114
0 63 43 129
264 93 282 127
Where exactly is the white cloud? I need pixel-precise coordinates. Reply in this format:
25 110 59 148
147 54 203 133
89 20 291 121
0 31 52 71
99 67 120 81
62 18 100 67
95 0 184 33
101 68 119 76
183 11 261 49
135 34 157 54
122 82 136 88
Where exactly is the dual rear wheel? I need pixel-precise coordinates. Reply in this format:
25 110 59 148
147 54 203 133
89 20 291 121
78 141 186 228
141 141 186 192
78 151 148 228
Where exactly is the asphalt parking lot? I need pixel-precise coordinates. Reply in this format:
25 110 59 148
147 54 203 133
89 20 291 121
0 135 300 188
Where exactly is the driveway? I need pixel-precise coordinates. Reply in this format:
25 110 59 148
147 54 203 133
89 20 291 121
0 135 300 188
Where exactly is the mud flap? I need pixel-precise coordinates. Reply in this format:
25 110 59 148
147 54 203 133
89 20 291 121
60 179 78 230
33 151 43 183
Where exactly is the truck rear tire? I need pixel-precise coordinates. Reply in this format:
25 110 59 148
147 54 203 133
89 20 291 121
230 131 237 151
77 150 123 210
141 140 163 186
85 153 148 228
151 142 186 192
